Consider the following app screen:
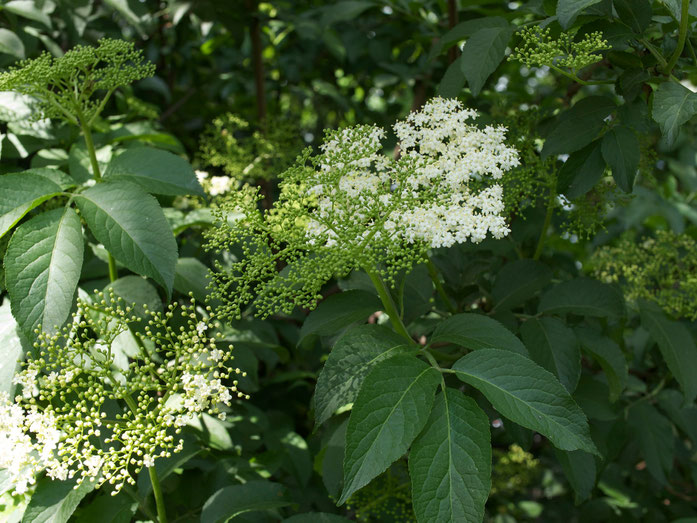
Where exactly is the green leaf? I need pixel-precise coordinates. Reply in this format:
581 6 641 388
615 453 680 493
601 126 639 192
299 290 382 343
429 16 508 60
541 96 615 158
521 317 581 393
0 299 27 395
555 449 596 504
0 28 25 58
315 324 415 426
174 257 213 302
68 142 112 184
73 494 137 523
452 349 597 454
628 402 674 484
75 181 177 297
557 0 604 29
0 172 63 239
652 82 697 147
201 481 291 523
557 141 606 198
104 147 204 196
657 389 697 443
19 168 75 190
538 277 625 319
639 300 697 403
187 413 234 451
460 25 512 97
22 476 94 523
492 259 552 311
438 59 467 98
339 355 441 505
104 275 163 316
613 0 652 33
430 313 528 356
283 514 351 523
4 1 52 28
5 207 84 335
576 327 627 402
410 388 491 523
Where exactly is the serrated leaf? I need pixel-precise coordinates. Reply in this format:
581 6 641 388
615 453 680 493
521 317 581 393
0 172 62 239
576 327 627 402
657 389 697 443
652 82 697 147
557 0 604 28
639 300 697 403
492 259 552 311
5 207 84 335
104 147 204 196
452 349 598 454
339 355 441 504
410 388 491 523
555 449 596 504
557 141 606 198
315 324 415 426
430 313 528 356
20 168 75 190
104 275 163 316
68 142 112 184
541 96 615 158
22 476 94 523
299 290 381 343
601 126 639 192
72 493 137 523
429 16 508 60
628 402 674 484
75 181 177 297
201 481 291 523
613 0 652 33
460 25 512 97
538 277 625 319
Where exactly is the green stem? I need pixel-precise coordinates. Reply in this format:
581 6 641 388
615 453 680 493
426 258 457 314
639 38 669 68
77 107 120 280
664 0 690 75
365 269 414 344
148 465 168 523
533 177 557 260
548 64 613 85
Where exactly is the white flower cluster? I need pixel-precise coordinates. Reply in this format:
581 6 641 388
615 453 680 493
304 97 519 250
196 170 235 196
1 295 247 495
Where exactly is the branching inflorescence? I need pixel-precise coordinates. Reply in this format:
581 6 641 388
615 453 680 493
0 38 154 127
206 97 519 319
2 292 246 495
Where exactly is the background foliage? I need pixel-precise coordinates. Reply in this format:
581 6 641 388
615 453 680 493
1 0 697 522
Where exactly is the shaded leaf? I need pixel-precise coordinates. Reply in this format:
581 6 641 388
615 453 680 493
555 449 596 504
576 327 627 402
299 290 381 343
557 0 604 28
430 313 528 356
601 126 639 192
22 476 93 523
652 82 697 146
627 402 674 484
339 355 441 504
492 259 552 311
0 172 62 239
201 481 291 523
453 349 597 454
410 388 491 523
538 277 625 319
460 25 512 97
5 207 83 335
557 141 606 198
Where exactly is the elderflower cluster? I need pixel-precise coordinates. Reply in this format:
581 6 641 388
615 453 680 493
0 38 155 125
199 113 301 184
510 27 609 72
1 292 247 495
593 231 697 320
206 97 519 319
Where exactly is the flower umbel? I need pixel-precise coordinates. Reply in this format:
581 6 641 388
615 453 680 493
3 292 247 494
206 97 519 319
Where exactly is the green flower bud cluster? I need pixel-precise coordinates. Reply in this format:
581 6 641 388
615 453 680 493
510 27 609 72
490 444 540 496
199 113 302 187
0 38 155 126
592 230 697 319
5 291 246 495
346 460 414 522
205 98 519 320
